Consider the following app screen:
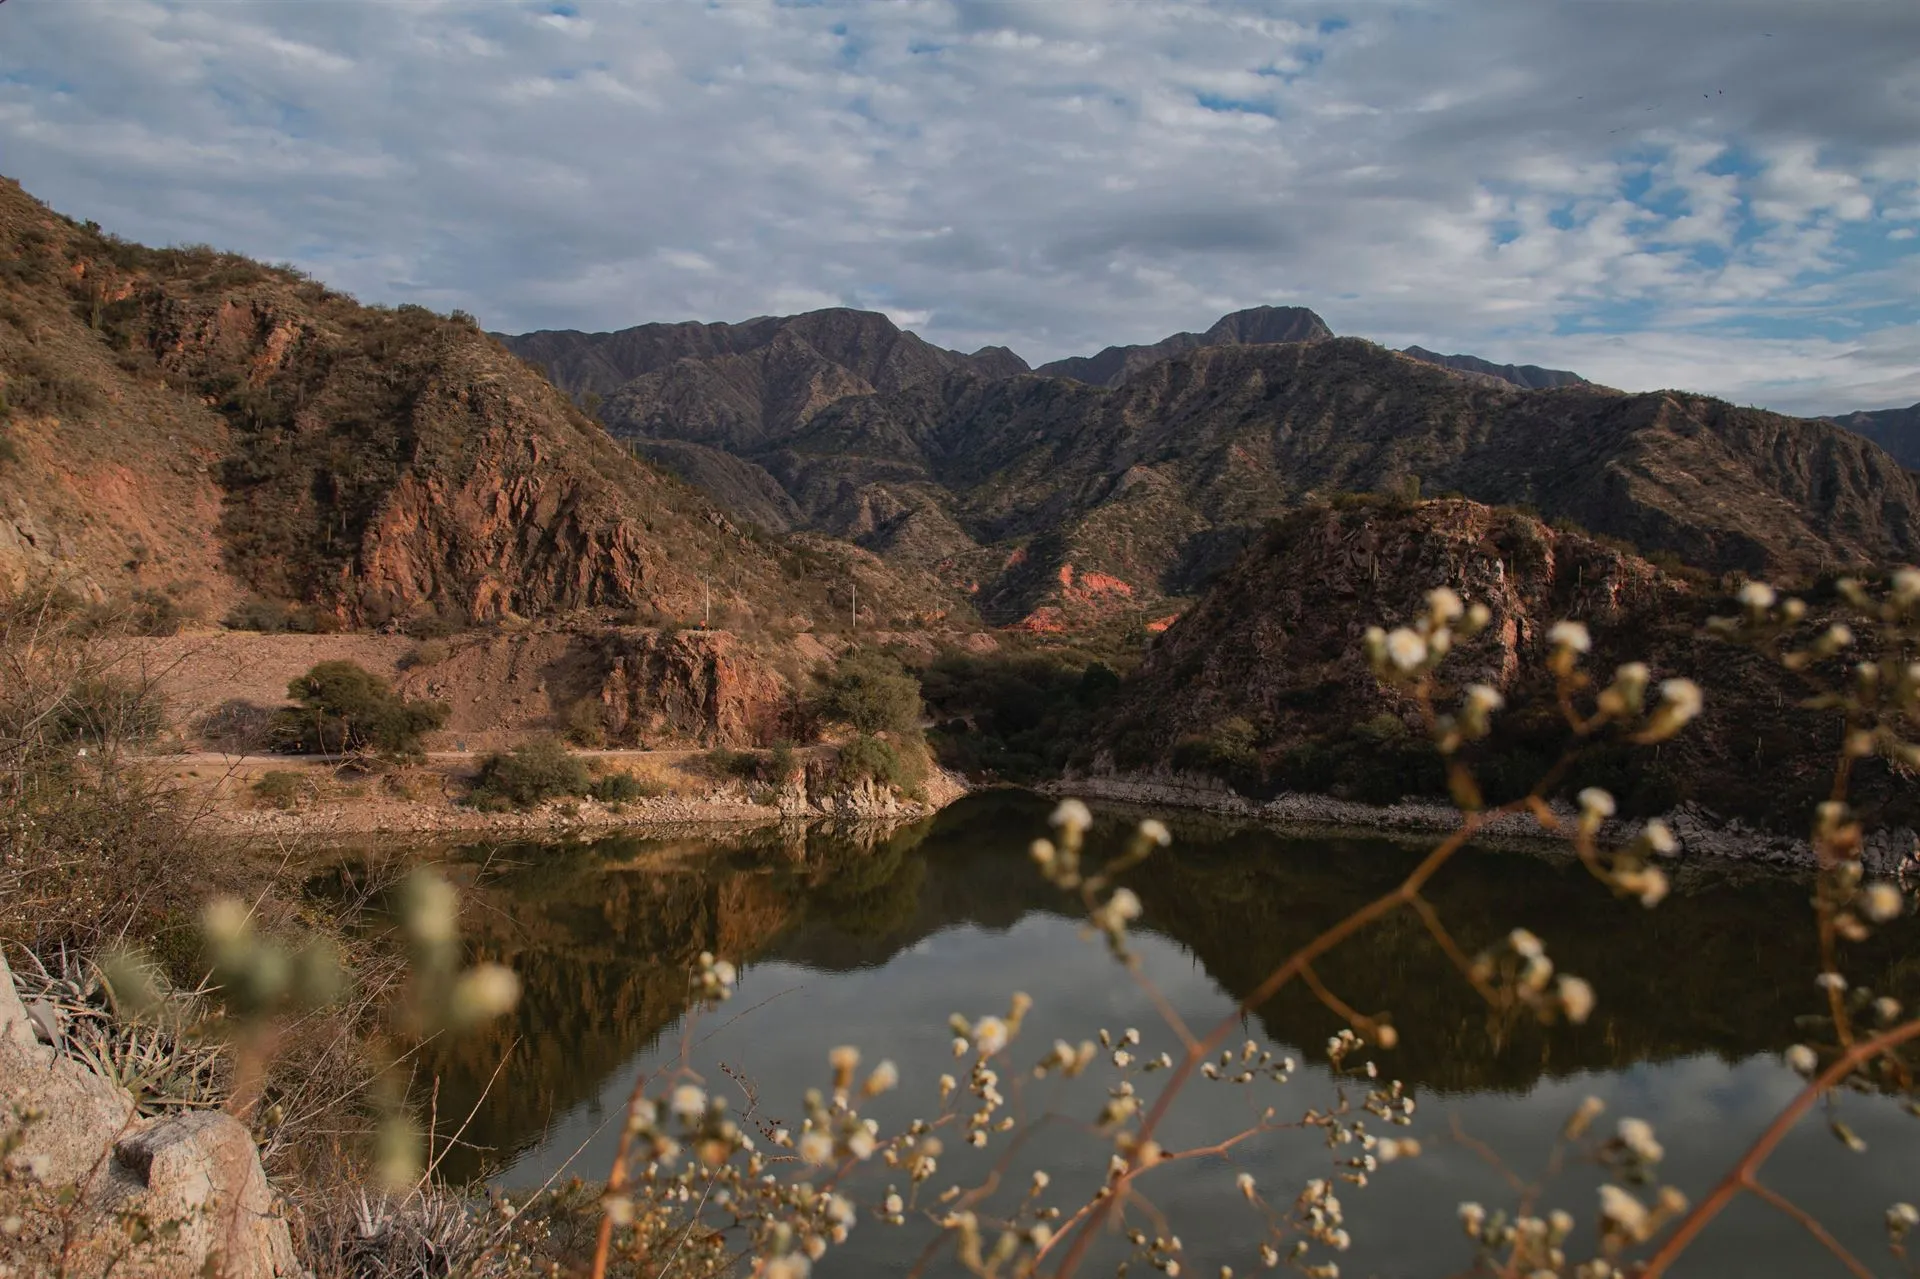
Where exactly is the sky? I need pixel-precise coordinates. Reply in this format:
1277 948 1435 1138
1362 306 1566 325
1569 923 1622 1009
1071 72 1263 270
1 0 1916 415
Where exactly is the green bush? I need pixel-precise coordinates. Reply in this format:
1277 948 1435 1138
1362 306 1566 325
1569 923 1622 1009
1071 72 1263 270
707 747 764 781
1170 716 1261 790
589 772 662 803
251 771 308 810
835 734 904 787
767 740 798 783
817 649 923 735
269 661 447 759
468 737 591 808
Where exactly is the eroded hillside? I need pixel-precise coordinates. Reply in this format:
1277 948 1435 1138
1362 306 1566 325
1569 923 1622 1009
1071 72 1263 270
0 177 965 633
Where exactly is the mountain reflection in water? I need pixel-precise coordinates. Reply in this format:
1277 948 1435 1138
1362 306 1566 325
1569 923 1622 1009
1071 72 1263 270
371 793 1920 1277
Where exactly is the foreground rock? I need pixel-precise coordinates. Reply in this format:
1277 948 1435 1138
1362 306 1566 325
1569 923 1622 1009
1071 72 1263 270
0 952 295 1278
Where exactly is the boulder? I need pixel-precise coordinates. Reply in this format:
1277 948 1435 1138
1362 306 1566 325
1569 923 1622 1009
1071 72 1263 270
0 951 297 1278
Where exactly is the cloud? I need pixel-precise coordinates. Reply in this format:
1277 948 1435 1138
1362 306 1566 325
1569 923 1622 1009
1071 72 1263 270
0 0 1915 411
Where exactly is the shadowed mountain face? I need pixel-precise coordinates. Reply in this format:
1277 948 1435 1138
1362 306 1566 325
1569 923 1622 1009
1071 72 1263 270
1827 402 1920 470
507 305 1920 633
1033 304 1334 388
1400 345 1588 390
1094 497 1920 831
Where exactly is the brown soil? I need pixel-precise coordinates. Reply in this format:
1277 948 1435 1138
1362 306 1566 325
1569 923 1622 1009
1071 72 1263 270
158 748 814 836
129 624 842 754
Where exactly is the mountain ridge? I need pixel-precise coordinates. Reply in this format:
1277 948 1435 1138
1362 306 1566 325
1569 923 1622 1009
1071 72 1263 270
0 176 962 632
504 315 1920 633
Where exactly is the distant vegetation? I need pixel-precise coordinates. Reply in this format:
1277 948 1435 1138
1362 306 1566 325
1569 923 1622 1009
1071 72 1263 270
814 648 923 735
269 660 447 760
468 738 662 810
919 648 1124 782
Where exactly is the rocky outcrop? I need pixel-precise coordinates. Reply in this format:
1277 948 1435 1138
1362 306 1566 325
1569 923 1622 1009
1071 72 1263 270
1093 498 1920 834
595 627 796 747
1400 345 1588 390
0 952 294 1278
1035 305 1333 387
1052 775 1920 874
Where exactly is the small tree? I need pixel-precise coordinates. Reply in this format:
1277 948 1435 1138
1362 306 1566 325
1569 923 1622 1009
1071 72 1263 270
270 661 447 760
817 649 923 736
468 737 592 809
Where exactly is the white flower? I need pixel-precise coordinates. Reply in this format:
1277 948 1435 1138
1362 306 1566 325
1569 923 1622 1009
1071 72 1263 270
972 1016 1010 1056
1236 1172 1256 1200
1105 888 1142 923
1889 1202 1920 1229
1785 1044 1818 1075
1578 787 1616 819
1617 1117 1663 1163
864 1060 899 1096
1384 628 1427 673
1558 975 1596 1024
1138 819 1171 846
1738 581 1776 610
451 964 522 1023
670 1085 707 1118
798 1130 834 1165
1465 684 1505 714
1508 928 1544 959
1548 620 1592 653
1458 1202 1487 1238
1427 587 1464 622
1050 799 1093 833
1657 678 1703 723
1863 882 1903 923
1816 972 1848 993
1642 820 1678 856
1598 1184 1649 1235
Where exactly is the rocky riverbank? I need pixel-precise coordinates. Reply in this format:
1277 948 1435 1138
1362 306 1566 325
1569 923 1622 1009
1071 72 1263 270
1055 772 1920 876
184 753 970 837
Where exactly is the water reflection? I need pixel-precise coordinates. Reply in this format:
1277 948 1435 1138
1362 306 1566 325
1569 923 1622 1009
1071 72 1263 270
358 793 1920 1276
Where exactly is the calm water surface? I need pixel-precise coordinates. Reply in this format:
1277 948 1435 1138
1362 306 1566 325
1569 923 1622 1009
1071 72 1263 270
395 793 1920 1278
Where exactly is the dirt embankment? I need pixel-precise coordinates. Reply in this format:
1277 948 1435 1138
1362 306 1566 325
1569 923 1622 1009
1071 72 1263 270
126 623 834 754
162 747 968 837
117 624 972 835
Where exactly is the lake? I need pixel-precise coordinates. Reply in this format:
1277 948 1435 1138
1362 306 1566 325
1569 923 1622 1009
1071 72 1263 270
393 792 1920 1278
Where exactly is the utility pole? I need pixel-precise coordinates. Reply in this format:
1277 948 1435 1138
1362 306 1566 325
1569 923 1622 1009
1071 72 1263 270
704 576 711 629
851 576 857 633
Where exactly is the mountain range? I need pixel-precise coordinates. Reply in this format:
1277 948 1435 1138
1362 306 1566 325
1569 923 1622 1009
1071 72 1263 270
1823 402 1920 470
6 164 1919 653
504 306 1920 631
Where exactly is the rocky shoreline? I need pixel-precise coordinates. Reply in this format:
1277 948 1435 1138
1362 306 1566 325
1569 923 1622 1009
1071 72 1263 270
1053 772 1920 876
199 769 971 838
